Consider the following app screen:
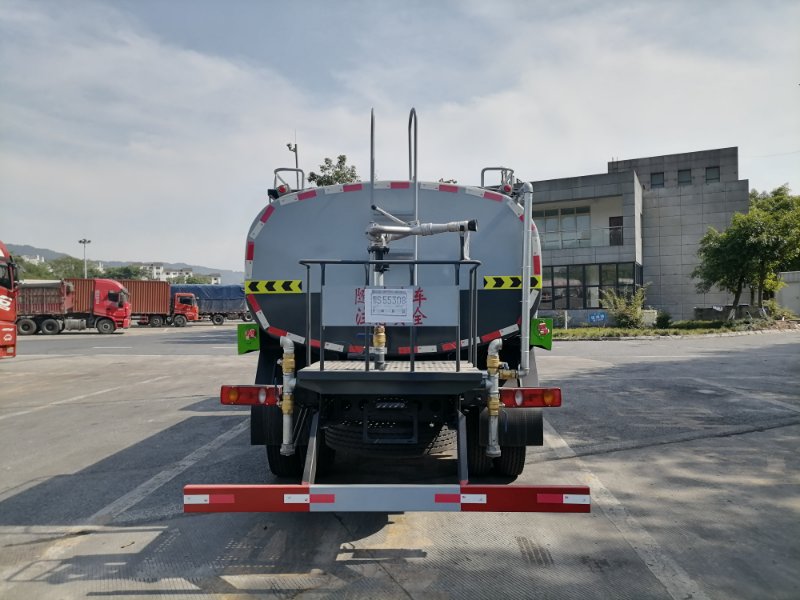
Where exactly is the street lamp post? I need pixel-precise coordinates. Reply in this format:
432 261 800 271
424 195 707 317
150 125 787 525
78 239 91 278
286 142 299 189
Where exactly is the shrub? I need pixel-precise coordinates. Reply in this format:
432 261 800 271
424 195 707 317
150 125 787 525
655 310 672 328
763 299 797 320
600 286 648 329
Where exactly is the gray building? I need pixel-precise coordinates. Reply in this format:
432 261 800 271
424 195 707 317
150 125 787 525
531 147 749 322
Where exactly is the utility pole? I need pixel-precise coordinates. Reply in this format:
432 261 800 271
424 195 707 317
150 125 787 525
78 238 91 278
286 141 299 189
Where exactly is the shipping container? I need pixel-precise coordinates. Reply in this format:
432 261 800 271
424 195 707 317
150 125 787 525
120 280 170 314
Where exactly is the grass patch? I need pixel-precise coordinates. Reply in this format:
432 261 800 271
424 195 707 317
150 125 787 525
552 319 782 340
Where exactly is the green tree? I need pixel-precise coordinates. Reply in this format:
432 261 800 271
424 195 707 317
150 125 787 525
692 216 754 320
104 265 147 280
173 274 212 284
693 185 800 318
13 257 53 279
46 256 102 278
307 155 360 187
747 185 800 304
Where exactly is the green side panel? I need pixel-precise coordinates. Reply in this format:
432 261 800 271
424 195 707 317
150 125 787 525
530 318 553 351
238 322 260 355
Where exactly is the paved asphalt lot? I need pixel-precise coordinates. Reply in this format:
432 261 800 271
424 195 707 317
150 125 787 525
0 323 798 599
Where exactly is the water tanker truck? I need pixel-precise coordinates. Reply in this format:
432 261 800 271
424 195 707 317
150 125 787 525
16 278 131 335
184 109 591 514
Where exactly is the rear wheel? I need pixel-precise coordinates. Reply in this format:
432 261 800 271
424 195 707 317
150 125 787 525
96 318 115 334
211 314 225 326
466 411 493 476
493 446 526 476
266 444 306 478
173 314 187 327
17 318 37 335
149 315 164 327
40 318 60 335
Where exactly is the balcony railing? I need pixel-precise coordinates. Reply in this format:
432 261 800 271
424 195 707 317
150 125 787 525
540 227 624 250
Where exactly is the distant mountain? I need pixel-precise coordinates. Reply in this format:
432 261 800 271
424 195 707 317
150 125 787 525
6 243 244 285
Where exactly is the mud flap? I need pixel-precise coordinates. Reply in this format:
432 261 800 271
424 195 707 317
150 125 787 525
478 407 543 447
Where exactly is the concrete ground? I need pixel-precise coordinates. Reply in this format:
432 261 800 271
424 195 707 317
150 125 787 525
0 324 798 599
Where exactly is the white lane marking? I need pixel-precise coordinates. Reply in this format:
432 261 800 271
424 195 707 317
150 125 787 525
543 417 712 600
0 376 170 421
92 346 132 349
87 419 248 525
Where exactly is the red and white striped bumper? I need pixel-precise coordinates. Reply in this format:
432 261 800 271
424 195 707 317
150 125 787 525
184 484 590 513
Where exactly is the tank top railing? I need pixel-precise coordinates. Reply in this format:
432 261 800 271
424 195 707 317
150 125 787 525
299 259 481 373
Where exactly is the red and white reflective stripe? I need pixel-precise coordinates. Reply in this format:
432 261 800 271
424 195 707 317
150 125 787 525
285 332 305 345
373 181 411 189
267 326 288 338
323 183 364 195
398 344 439 355
420 182 459 193
184 484 591 513
246 295 269 329
324 342 345 352
464 187 505 202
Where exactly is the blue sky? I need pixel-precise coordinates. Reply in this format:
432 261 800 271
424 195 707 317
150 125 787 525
1 0 798 271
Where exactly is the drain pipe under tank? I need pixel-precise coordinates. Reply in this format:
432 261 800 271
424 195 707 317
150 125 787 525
280 336 296 456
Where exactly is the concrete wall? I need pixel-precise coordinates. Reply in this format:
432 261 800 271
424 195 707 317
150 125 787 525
776 272 800 316
530 147 750 322
610 148 748 320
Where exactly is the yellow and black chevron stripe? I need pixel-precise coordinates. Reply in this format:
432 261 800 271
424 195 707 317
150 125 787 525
483 275 542 290
246 279 302 294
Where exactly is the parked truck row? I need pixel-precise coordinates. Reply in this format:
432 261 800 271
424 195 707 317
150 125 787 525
11 277 250 335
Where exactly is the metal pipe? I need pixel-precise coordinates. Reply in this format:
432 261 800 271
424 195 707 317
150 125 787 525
373 324 386 371
280 336 296 456
367 219 477 240
409 108 418 285
485 338 502 457
517 182 534 378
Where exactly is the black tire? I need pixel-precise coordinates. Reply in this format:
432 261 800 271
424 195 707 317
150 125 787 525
466 411 494 476
96 318 115 334
149 315 164 328
211 314 225 326
266 444 305 478
173 314 187 327
494 446 527 477
17 318 37 336
325 422 456 458
241 312 253 322
40 318 60 335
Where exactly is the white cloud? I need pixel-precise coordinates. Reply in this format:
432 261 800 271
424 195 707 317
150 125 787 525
0 0 797 270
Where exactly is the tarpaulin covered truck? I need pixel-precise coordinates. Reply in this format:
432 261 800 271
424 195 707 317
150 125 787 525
120 279 199 327
0 241 17 358
16 278 131 335
185 109 590 514
169 284 249 325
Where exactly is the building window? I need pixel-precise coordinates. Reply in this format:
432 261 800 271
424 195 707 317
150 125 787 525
651 172 664 188
705 166 720 183
609 216 623 246
678 169 692 185
538 262 641 311
532 207 592 250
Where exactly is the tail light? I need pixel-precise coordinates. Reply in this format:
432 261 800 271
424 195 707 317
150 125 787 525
220 385 281 406
502 184 513 193
499 387 562 408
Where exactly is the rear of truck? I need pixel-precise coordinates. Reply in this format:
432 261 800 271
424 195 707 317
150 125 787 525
185 109 589 514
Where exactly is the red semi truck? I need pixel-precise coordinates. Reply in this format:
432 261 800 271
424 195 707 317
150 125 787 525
0 241 17 358
119 280 199 327
16 278 131 335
